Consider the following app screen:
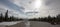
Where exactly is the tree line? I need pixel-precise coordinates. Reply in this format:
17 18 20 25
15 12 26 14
29 14 60 25
0 10 23 22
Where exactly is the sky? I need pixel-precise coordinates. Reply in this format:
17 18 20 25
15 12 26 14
0 0 60 18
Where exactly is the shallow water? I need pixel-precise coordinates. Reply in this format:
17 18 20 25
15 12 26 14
0 21 60 27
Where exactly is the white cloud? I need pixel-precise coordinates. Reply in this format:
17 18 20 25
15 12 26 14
0 0 60 18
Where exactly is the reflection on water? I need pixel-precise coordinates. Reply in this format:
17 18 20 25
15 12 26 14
24 19 30 27
25 21 30 27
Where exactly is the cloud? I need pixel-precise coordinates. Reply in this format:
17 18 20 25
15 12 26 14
39 0 60 17
0 5 27 18
0 0 25 14
0 1 26 18
0 0 60 18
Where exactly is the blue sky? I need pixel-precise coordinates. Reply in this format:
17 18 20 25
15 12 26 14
0 0 24 13
0 0 60 18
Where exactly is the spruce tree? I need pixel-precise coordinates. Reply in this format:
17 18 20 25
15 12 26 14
0 13 3 22
5 10 8 21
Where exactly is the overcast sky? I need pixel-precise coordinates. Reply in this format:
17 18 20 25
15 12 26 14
0 0 60 18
